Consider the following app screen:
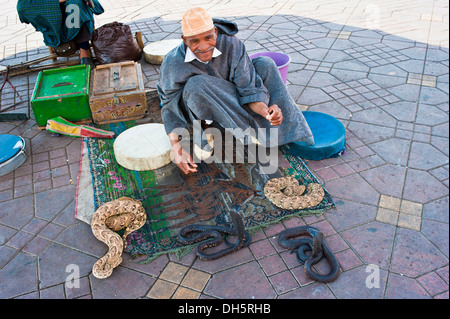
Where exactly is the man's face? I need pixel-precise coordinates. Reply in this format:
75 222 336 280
182 27 218 62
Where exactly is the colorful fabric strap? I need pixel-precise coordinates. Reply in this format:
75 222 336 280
46 117 115 138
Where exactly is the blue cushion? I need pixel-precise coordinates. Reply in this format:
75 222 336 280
0 134 24 164
286 111 346 160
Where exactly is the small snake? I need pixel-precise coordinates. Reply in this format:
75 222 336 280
278 226 340 283
179 210 251 260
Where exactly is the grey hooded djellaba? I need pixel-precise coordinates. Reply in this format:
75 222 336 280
156 19 314 151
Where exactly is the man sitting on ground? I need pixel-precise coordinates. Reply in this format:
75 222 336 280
157 7 314 175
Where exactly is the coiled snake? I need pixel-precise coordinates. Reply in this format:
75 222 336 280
278 226 340 283
263 176 325 210
90 197 146 279
179 210 251 260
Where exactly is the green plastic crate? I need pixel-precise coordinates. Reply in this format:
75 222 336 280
31 64 92 127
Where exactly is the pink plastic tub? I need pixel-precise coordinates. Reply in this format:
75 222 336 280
249 51 291 84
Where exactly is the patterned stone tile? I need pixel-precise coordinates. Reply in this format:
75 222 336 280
417 272 449 297
172 286 200 299
180 268 211 292
324 199 377 232
204 261 276 299
0 252 37 298
416 103 448 126
259 253 288 276
422 197 449 223
408 142 448 170
159 262 189 284
279 283 336 299
344 42 410 68
0 195 34 229
398 213 422 231
121 253 169 278
391 228 448 277
258 34 316 54
347 121 395 144
55 222 104 257
65 276 91 299
328 265 388 299
385 273 431 299
370 138 410 166
40 284 65 299
407 73 437 87
360 164 406 198
147 279 177 299
341 221 396 268
34 184 76 221
90 266 156 299
38 243 97 289
193 244 254 274
421 219 449 258
327 30 351 39
379 195 401 211
403 169 449 204
376 208 399 225
269 270 299 294
324 174 379 206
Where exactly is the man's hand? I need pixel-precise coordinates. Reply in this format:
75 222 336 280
168 132 197 175
266 104 283 126
171 143 198 174
247 101 283 126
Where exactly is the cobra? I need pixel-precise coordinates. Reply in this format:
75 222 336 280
178 210 251 260
278 226 340 283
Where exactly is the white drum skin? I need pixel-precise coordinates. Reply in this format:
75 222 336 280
113 123 172 171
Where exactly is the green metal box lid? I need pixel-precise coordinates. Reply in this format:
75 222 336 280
33 64 90 100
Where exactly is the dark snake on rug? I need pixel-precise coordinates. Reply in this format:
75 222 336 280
178 209 251 260
278 226 340 283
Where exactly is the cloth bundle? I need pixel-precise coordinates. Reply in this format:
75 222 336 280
46 117 115 138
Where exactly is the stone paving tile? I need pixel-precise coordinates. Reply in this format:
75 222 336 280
204 261 276 299
0 0 448 300
279 282 336 299
391 228 448 278
341 221 396 269
0 252 37 299
328 265 388 299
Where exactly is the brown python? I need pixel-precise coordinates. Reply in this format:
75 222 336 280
263 176 325 210
90 197 146 279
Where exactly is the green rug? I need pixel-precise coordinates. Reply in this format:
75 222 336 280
82 120 334 263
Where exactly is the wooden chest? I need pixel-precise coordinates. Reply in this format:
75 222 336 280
31 65 92 128
89 61 147 124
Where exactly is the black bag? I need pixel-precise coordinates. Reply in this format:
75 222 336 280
92 22 142 65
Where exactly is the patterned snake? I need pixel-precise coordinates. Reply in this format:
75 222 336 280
264 176 325 210
278 226 340 283
91 197 146 279
179 210 251 260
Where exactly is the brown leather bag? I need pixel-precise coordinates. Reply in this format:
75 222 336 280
92 22 142 65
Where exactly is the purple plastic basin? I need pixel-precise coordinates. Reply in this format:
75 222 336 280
249 51 291 84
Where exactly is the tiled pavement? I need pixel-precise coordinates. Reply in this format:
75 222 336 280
0 0 448 299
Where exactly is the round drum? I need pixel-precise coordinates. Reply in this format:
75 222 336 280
286 111 346 160
0 134 27 176
143 39 182 64
113 123 172 171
